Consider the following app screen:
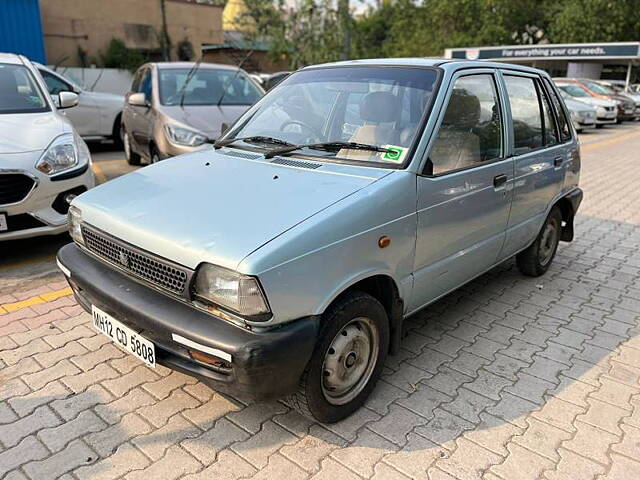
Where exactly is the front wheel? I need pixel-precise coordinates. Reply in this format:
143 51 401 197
516 206 562 277
288 291 389 423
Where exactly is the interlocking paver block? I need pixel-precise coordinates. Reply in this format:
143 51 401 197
579 398 627 436
101 364 160 397
70 342 123 371
330 428 397 477
382 432 444 479
249 453 308 480
0 338 51 366
531 396 585 434
309 457 362 480
226 402 287 434
368 404 428 446
436 437 502 480
85 412 152 457
0 405 60 448
181 449 256 480
543 447 605 480
231 420 297 469
463 412 522 456
23 439 95 480
22 359 80 391
563 420 618 465
137 389 200 428
513 417 572 462
600 453 640 480
490 442 554 480
38 409 106 452
94 387 156 425
75 442 150 480
415 408 474 449
181 417 250 466
0 435 49 477
34 340 87 368
181 394 241 430
61 362 120 393
132 413 200 461
442 387 495 423
124 445 201 480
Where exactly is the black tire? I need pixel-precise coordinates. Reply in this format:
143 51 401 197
516 206 562 277
149 145 160 164
123 129 141 166
595 124 604 129
112 114 123 149
287 291 389 423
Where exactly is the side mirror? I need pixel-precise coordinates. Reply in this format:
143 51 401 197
128 92 148 107
58 91 79 109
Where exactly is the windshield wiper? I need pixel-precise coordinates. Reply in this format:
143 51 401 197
214 135 296 149
178 59 202 109
263 141 393 159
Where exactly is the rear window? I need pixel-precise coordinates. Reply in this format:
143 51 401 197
0 64 49 114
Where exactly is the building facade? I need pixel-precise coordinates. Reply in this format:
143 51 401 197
40 0 224 66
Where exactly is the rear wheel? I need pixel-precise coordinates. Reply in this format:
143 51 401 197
287 291 389 423
124 130 141 166
516 206 562 277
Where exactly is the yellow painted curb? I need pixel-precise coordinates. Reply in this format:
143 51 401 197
0 287 73 315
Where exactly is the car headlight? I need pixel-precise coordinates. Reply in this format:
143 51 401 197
194 263 270 318
164 124 208 147
68 205 83 245
36 133 88 175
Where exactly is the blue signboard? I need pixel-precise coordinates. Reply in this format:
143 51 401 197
448 43 640 61
0 0 47 63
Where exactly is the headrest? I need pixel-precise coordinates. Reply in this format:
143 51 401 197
360 91 399 123
0 69 18 94
444 89 480 128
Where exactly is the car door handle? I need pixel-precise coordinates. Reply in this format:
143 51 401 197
554 156 564 167
493 174 508 188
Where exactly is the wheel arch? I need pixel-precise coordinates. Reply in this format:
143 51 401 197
321 273 404 355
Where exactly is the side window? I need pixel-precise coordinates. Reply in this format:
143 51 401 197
504 75 543 155
429 74 502 175
140 70 152 99
40 71 72 95
543 79 572 142
538 81 559 146
131 69 143 93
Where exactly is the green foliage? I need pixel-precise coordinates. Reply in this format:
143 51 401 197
239 0 640 68
100 39 145 72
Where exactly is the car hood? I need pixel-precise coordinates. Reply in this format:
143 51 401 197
160 105 251 139
74 149 390 271
569 96 616 108
0 111 67 154
563 97 596 112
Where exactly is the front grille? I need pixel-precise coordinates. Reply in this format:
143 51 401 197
1 214 46 233
82 226 191 296
0 173 36 205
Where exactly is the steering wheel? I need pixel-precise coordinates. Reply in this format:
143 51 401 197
280 120 322 143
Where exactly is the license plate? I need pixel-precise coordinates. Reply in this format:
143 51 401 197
91 305 155 367
0 213 6 232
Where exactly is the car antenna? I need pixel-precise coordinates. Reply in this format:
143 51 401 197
179 58 202 109
216 49 254 107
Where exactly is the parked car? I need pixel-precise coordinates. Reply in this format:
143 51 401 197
0 53 95 241
554 77 635 123
35 63 125 146
263 71 291 91
557 91 597 132
554 82 617 128
594 80 640 120
121 62 264 165
58 59 582 423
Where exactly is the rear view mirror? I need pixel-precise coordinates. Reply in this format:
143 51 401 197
58 91 79 109
128 93 148 107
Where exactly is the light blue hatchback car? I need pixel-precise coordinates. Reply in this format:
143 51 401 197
58 58 582 423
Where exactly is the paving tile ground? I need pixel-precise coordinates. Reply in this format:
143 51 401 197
1 124 640 479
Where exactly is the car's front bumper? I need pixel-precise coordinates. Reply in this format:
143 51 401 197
1 161 95 241
57 243 319 401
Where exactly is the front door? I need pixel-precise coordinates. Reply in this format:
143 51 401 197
409 70 513 314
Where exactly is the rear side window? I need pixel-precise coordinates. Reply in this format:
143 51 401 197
504 75 543 154
538 83 559 146
40 70 72 95
543 79 572 142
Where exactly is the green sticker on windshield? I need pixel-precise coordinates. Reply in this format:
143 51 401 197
381 145 406 163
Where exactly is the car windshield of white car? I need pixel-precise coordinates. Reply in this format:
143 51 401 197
222 66 438 166
559 85 590 98
0 64 49 114
159 68 263 106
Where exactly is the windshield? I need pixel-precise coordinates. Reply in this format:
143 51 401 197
585 81 614 95
558 84 590 98
159 68 262 106
223 66 438 166
0 64 49 114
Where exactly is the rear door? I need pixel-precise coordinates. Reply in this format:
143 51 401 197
409 69 513 313
499 71 566 259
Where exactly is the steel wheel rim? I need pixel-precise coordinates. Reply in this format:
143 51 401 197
321 317 379 406
539 220 558 266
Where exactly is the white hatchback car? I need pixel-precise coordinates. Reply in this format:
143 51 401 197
0 53 95 241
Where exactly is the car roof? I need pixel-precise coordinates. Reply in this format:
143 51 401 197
301 57 548 75
151 61 241 71
0 52 26 65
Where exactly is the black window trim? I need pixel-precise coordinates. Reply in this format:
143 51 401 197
535 78 560 148
541 77 574 145
421 70 506 178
